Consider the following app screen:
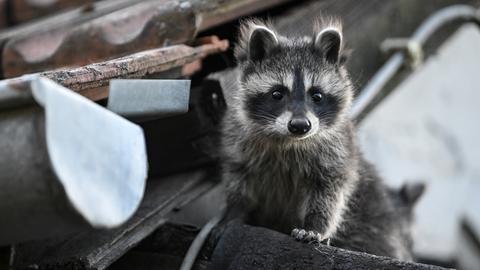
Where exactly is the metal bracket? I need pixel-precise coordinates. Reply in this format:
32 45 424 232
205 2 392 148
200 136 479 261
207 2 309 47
381 38 424 69
107 79 191 122
352 4 480 121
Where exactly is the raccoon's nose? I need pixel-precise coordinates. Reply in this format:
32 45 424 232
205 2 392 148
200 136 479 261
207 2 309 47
288 118 311 135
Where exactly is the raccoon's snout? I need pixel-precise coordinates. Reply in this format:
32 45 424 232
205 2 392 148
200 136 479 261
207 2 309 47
288 118 311 135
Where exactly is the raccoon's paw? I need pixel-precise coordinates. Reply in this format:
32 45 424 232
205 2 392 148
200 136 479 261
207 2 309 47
291 228 325 244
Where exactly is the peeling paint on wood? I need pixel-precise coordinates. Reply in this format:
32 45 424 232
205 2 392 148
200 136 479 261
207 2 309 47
0 37 229 108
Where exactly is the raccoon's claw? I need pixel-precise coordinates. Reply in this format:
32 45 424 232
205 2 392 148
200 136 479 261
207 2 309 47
291 228 324 243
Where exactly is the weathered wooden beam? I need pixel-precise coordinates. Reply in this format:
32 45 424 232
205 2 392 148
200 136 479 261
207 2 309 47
43 36 228 98
10 0 91 24
12 171 217 270
209 222 451 270
0 36 229 109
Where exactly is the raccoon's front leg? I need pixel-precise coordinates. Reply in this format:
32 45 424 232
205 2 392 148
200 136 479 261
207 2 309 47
292 187 351 244
291 228 327 244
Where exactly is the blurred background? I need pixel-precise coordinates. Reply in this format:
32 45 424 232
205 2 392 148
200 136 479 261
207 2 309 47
0 0 479 269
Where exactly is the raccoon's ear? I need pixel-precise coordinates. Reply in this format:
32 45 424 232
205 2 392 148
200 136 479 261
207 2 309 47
314 28 342 64
400 182 426 207
248 26 278 62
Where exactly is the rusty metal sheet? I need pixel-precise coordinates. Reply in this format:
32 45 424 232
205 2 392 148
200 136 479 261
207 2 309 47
2 0 197 77
10 0 92 24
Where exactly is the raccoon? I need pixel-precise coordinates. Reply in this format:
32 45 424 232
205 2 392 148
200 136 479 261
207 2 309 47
219 18 419 261
386 182 425 260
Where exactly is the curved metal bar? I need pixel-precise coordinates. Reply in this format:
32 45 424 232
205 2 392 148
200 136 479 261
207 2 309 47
412 5 480 44
351 5 480 120
180 210 225 270
350 53 404 119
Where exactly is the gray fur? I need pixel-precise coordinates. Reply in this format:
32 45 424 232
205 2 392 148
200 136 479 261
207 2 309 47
221 19 417 261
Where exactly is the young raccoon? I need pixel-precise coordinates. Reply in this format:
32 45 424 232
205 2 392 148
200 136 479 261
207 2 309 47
220 18 416 260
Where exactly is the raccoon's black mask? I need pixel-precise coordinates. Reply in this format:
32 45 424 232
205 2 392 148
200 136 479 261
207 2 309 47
234 20 353 140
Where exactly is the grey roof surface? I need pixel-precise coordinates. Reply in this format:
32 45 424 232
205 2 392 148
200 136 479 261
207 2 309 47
358 24 480 260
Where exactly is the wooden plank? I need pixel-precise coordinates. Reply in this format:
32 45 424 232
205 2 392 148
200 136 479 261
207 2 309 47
10 0 91 24
12 170 217 270
0 37 229 111
42 37 228 94
209 222 450 270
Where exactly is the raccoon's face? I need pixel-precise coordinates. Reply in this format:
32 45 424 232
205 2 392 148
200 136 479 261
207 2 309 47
235 21 353 140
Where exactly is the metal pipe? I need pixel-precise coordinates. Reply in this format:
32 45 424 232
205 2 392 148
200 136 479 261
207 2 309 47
0 77 148 245
412 5 480 44
350 53 404 119
180 210 225 270
351 5 480 120
0 76 194 244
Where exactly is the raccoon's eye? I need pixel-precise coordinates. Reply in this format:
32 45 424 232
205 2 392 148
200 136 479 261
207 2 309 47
312 92 323 103
271 90 284 100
